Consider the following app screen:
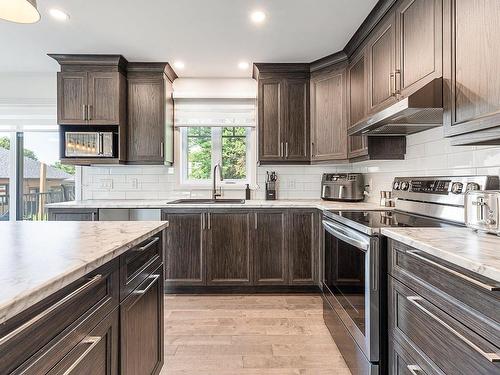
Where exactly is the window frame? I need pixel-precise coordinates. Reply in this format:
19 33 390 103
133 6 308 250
179 126 255 188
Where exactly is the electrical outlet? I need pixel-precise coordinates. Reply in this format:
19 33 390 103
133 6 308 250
99 179 113 189
131 178 139 189
288 179 296 189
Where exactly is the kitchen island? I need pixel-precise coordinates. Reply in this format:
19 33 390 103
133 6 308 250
0 221 168 375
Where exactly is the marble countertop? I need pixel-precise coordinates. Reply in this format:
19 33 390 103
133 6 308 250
46 199 387 211
0 221 168 324
381 227 500 283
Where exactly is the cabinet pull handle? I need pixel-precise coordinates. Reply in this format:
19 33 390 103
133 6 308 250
254 213 258 230
395 69 401 94
279 142 283 157
61 336 103 375
87 105 92 121
91 211 97 221
406 365 422 375
134 274 160 295
0 275 102 346
389 73 395 96
82 105 87 121
160 141 164 158
406 250 500 291
202 213 205 230
207 212 211 229
285 142 289 158
406 295 500 362
137 237 160 252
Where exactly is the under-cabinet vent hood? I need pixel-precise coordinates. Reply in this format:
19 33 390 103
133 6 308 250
348 78 443 136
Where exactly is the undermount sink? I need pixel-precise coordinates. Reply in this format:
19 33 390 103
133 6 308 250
168 199 246 204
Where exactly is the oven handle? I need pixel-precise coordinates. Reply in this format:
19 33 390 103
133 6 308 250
322 220 370 251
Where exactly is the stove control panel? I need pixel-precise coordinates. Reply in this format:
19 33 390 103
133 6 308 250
392 176 500 196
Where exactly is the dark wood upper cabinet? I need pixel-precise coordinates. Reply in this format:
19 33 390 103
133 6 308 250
57 72 87 125
288 210 318 285
206 211 252 285
253 210 288 285
258 78 285 161
367 12 398 114
126 63 175 165
162 210 205 286
87 72 124 125
395 0 443 98
310 64 348 162
254 64 310 164
443 0 500 144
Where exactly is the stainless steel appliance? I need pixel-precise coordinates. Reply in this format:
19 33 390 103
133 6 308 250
321 173 366 202
65 131 114 158
321 175 499 375
465 190 500 235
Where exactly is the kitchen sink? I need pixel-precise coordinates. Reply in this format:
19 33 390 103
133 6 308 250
168 199 246 204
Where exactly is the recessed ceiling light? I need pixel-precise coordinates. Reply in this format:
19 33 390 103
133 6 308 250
173 61 185 70
238 61 250 70
49 8 69 21
250 10 266 24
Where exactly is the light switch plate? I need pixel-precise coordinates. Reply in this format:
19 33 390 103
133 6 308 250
99 179 113 189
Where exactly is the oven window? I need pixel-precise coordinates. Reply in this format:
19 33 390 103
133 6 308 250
324 232 366 334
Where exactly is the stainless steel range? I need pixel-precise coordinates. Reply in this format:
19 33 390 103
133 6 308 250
321 175 499 375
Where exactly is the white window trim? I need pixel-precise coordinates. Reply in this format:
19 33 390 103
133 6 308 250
177 127 256 190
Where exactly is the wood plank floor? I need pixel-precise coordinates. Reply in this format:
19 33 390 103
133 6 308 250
160 294 351 375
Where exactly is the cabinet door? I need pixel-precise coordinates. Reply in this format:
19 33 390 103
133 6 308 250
444 0 500 137
310 69 347 161
347 51 368 158
367 12 397 113
127 78 165 163
207 211 251 285
47 309 119 375
121 266 164 375
284 78 310 161
396 0 442 97
87 72 121 125
163 211 205 286
48 209 98 221
288 210 318 285
258 79 285 162
57 72 87 125
253 210 288 285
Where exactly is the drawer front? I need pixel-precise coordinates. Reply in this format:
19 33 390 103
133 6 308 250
1 260 119 374
389 334 443 375
388 239 500 346
389 276 500 374
120 233 163 300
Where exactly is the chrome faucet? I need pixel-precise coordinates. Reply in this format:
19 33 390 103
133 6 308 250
212 163 223 199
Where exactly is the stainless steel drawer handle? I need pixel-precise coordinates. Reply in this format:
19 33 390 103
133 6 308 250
406 295 500 363
138 237 160 252
61 336 102 375
0 275 103 346
134 274 160 295
407 365 422 374
406 250 500 291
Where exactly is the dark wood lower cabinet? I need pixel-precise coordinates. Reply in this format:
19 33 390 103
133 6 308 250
48 208 98 221
207 211 252 285
288 210 318 285
121 266 164 375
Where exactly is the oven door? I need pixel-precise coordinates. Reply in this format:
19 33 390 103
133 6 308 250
322 217 379 362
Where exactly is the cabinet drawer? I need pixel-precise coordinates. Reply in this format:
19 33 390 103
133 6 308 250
389 276 500 374
388 239 500 346
120 234 163 300
389 334 443 375
0 260 119 374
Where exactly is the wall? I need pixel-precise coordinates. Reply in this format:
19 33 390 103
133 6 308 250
80 127 500 202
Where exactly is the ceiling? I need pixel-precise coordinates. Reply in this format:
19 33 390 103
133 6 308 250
0 0 378 77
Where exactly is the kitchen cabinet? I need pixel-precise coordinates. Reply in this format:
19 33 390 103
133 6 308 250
255 64 310 164
310 63 348 162
443 0 500 145
86 71 125 125
206 211 252 285
48 208 98 221
367 12 397 114
288 210 318 285
162 210 205 286
127 63 175 165
347 50 369 159
253 210 288 285
120 266 164 375
57 72 88 125
388 239 500 374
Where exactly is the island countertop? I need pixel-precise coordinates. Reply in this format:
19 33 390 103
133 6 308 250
0 221 168 324
381 227 500 283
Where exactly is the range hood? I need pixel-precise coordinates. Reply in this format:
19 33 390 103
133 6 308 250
348 78 443 136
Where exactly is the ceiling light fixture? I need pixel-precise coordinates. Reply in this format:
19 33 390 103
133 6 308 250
250 10 266 24
0 0 40 24
49 8 69 21
173 61 185 70
238 61 250 70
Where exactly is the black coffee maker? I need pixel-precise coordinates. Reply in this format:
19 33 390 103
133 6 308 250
265 171 277 200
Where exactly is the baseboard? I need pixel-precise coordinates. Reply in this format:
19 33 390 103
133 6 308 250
165 284 321 294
